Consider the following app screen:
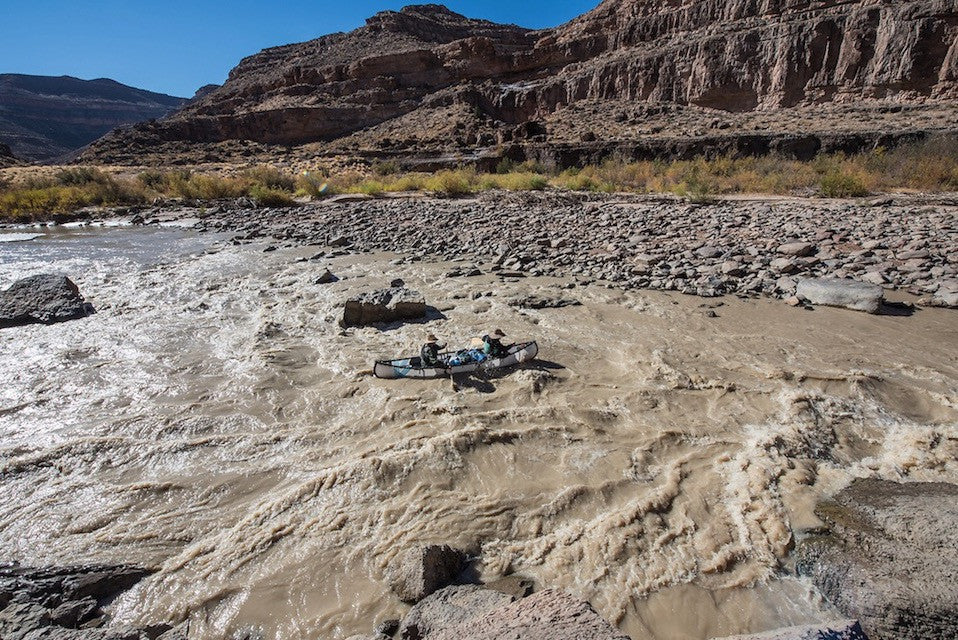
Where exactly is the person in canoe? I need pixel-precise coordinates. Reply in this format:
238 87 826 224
421 334 447 368
482 329 510 359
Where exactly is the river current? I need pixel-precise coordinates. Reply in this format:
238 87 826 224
1 226 956 639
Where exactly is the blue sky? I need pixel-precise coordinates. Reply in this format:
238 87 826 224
1 1 598 97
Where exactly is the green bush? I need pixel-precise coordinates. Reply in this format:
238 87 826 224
249 185 295 207
241 165 294 191
371 160 401 176
819 171 870 198
424 169 473 195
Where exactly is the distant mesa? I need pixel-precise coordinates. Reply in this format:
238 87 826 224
0 74 187 162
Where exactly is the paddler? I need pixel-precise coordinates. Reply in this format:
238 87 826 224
481 329 510 358
420 333 446 367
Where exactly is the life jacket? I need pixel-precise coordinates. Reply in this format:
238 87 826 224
421 342 440 366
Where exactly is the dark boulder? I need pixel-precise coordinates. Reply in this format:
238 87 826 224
0 274 93 328
341 287 426 327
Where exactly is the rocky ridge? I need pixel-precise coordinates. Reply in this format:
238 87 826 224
83 1 958 166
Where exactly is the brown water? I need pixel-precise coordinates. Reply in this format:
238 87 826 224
1 229 956 639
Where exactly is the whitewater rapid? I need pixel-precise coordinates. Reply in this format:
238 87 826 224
1 227 956 639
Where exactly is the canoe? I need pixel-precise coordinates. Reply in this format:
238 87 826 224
373 341 538 379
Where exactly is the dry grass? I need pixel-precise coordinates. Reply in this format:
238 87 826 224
2 137 956 219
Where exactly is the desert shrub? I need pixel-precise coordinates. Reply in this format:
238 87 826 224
249 185 295 207
241 165 294 191
424 169 474 195
495 158 517 174
55 167 110 186
479 172 549 191
371 160 401 176
384 173 427 192
553 167 613 192
819 170 870 198
295 172 332 197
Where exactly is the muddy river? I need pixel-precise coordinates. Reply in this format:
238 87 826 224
1 226 956 639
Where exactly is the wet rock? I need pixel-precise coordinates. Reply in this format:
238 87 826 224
795 479 958 640
708 619 867 639
0 274 94 328
399 585 514 640
795 278 883 314
315 269 338 285
0 565 153 640
483 575 535 599
427 588 629 640
374 618 401 637
341 287 426 327
388 545 467 604
507 295 581 309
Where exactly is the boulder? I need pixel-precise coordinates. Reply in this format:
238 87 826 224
315 269 338 285
341 287 426 327
708 620 867 639
777 242 816 257
427 589 630 640
388 545 467 604
795 479 958 640
398 585 514 640
795 278 883 313
0 274 93 328
769 258 797 274
507 295 581 309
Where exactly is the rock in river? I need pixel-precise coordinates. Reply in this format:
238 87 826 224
0 274 93 328
795 278 883 314
796 479 958 640
388 544 467 604
341 286 426 327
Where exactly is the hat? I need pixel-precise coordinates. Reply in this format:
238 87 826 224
492 328 506 338
426 334 438 342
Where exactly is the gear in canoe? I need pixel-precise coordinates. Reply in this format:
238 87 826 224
374 341 538 379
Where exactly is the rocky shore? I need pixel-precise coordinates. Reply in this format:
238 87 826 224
178 191 958 307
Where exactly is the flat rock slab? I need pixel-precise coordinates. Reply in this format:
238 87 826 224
796 278 883 313
0 274 92 328
428 588 629 640
709 619 867 639
796 479 958 640
341 287 426 327
399 585 514 640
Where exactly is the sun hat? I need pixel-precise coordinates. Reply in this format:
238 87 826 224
492 328 506 337
426 334 438 342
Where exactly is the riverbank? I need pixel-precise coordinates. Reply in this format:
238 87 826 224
187 191 957 305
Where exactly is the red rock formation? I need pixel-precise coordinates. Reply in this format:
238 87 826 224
82 1 958 164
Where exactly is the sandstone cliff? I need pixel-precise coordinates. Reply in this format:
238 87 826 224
83 1 958 165
0 74 186 162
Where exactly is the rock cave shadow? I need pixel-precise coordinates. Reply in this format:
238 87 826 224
877 301 918 317
452 358 566 394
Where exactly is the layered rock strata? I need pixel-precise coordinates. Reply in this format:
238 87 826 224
83 1 958 165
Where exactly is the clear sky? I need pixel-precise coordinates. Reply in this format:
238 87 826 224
1 1 599 98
